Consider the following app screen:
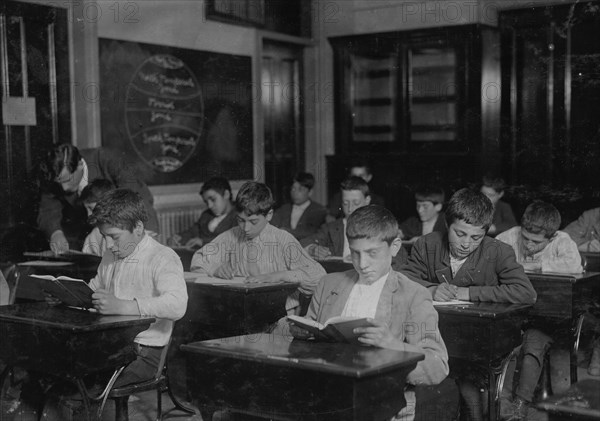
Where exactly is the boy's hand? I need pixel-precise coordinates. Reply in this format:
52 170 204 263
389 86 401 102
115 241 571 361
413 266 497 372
49 230 69 255
214 263 234 280
184 237 204 249
587 239 600 252
433 283 458 301
44 292 61 306
289 323 313 340
167 234 182 247
306 244 332 260
456 287 470 301
354 319 402 349
92 289 131 314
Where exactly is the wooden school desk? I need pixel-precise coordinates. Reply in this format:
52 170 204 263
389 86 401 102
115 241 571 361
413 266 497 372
526 271 600 383
181 332 424 421
436 302 532 421
536 379 600 420
0 302 154 420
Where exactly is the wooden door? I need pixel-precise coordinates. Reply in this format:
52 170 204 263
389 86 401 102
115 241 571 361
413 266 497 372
261 40 304 207
0 1 70 237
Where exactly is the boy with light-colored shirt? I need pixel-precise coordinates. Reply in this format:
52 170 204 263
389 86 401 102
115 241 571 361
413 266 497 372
191 181 325 314
564 207 600 252
291 205 448 421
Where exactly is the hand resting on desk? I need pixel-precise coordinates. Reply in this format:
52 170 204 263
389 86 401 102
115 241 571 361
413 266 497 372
433 283 470 301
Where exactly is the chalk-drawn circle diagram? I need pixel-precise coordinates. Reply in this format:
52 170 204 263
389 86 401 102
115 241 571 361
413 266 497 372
125 54 204 173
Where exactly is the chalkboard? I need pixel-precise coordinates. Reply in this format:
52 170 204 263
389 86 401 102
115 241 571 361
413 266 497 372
99 38 253 185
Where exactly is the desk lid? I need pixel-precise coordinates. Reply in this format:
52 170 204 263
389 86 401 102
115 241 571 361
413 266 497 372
181 332 424 378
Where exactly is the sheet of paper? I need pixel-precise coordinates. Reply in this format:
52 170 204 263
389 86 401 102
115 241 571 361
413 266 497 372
432 299 474 306
184 272 247 284
18 260 74 267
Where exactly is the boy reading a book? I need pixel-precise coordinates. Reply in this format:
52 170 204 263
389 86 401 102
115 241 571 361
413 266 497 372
400 188 536 421
291 205 449 421
190 181 325 315
85 188 187 387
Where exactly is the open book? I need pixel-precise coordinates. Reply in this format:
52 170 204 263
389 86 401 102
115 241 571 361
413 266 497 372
287 315 374 344
27 274 94 309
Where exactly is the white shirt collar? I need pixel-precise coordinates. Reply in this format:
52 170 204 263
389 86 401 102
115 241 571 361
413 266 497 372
77 159 89 196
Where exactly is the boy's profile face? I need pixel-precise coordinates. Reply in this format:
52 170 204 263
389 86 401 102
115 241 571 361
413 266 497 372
290 182 310 205
56 160 84 193
350 166 372 183
84 201 97 217
202 189 230 217
480 186 503 206
520 228 550 256
99 221 144 259
349 236 401 283
417 200 442 223
447 219 486 260
342 190 371 218
237 210 273 240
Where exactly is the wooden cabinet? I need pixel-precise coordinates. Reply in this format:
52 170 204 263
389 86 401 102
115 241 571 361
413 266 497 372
328 25 500 220
500 2 600 189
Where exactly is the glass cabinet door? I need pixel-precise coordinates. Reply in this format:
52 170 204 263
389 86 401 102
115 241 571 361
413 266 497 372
349 52 398 143
408 47 458 142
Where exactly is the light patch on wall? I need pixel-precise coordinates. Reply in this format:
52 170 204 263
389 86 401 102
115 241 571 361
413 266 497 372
2 97 37 126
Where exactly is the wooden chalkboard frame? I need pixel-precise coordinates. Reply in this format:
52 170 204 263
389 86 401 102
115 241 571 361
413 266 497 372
99 38 254 185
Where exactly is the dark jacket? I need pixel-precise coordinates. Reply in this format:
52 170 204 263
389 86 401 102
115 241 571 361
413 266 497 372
271 201 327 241
37 148 159 249
399 212 448 240
177 209 237 246
491 200 517 236
399 232 537 304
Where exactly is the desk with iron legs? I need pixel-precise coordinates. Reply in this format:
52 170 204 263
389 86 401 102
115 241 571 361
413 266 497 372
436 302 531 421
526 271 600 384
0 303 154 421
182 333 424 421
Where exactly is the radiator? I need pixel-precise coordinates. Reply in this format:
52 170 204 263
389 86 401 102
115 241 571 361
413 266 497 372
156 206 204 245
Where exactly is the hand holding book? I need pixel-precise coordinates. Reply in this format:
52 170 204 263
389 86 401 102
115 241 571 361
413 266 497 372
288 315 376 344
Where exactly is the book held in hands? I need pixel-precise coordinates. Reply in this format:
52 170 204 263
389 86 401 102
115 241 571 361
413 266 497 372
287 315 374 344
27 274 94 309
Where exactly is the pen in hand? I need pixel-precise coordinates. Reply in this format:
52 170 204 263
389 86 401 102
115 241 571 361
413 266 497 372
441 274 457 299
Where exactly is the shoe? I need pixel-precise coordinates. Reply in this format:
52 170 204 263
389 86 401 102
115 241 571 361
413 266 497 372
504 397 529 421
589 345 600 376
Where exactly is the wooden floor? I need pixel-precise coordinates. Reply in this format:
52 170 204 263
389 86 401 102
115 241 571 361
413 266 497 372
3 347 599 421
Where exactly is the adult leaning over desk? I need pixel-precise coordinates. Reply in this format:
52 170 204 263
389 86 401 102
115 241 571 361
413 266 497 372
38 143 159 253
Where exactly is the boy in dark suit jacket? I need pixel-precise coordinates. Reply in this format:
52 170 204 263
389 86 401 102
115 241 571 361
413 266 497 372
480 174 517 237
271 172 327 241
400 188 536 421
291 205 449 421
399 185 447 242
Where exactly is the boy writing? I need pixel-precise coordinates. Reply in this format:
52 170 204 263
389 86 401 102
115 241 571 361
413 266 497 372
290 205 449 421
168 177 237 249
271 172 327 241
190 181 326 315
480 175 517 236
80 179 114 256
399 186 447 242
301 176 371 261
400 188 536 421
496 201 582 419
564 207 600 252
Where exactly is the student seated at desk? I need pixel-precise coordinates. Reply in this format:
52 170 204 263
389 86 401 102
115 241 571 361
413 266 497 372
564 207 600 252
290 205 449 421
496 201 583 420
327 161 385 222
399 185 447 242
480 174 517 237
270 172 327 241
80 179 114 256
400 188 536 421
190 181 326 315
168 177 237 249
46 189 187 391
301 176 371 261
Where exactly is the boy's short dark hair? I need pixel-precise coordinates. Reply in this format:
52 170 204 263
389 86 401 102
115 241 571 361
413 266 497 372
446 188 494 230
235 181 274 216
200 177 232 197
415 185 445 205
40 143 80 182
482 174 507 193
80 179 115 204
347 205 399 245
89 188 148 232
348 160 372 176
340 176 371 198
521 201 561 238
294 172 315 190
